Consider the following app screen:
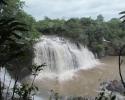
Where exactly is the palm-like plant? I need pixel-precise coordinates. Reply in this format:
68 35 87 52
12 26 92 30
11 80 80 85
0 18 28 66
119 11 125 23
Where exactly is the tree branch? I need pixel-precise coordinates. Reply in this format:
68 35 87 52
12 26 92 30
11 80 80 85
119 45 125 89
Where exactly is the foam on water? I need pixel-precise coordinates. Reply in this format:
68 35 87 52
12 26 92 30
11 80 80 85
34 35 100 81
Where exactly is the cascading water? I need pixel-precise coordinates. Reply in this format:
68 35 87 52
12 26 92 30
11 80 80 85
34 35 100 80
1 68 15 88
1 35 101 100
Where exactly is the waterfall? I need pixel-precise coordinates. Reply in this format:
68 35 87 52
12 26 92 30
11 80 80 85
1 68 16 88
34 35 100 80
94 53 98 59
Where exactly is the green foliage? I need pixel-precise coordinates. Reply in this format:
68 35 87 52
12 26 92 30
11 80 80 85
97 14 104 22
1 0 125 99
95 45 125 100
0 0 7 5
49 90 59 100
35 14 125 55
95 92 116 100
0 18 29 67
0 0 25 19
97 43 106 51
123 92 125 96
16 11 40 39
119 11 125 23
14 83 38 100
28 63 46 76
0 0 42 100
0 0 40 39
1 63 44 100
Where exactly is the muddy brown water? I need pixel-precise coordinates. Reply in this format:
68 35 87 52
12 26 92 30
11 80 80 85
23 56 125 99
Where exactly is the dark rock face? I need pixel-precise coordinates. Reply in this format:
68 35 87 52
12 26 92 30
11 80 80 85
106 45 116 55
100 80 125 100
6 46 34 81
101 80 125 93
105 80 125 93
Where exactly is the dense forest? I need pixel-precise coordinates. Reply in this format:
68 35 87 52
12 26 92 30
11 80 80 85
35 15 125 56
1 0 125 57
1 0 125 100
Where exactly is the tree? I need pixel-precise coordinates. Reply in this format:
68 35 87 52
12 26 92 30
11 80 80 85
97 14 104 22
0 1 44 99
0 0 25 19
0 0 40 39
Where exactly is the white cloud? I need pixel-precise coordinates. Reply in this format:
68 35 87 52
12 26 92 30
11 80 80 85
21 0 125 21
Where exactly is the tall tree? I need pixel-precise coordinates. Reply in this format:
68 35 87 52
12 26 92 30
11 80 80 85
0 0 25 19
0 0 40 39
97 14 104 22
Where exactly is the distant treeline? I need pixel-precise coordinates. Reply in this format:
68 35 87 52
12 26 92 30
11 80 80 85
35 15 125 55
1 0 125 55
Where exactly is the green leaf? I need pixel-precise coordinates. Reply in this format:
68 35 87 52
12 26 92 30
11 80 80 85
28 66 32 71
111 95 116 100
3 18 15 25
0 0 8 5
12 27 28 31
12 33 22 39
122 20 125 23
23 90 28 99
9 22 27 28
11 50 26 58
34 86 38 91
119 11 125 14
1 86 4 89
0 19 5 23
32 74 36 75
6 37 15 42
120 15 125 19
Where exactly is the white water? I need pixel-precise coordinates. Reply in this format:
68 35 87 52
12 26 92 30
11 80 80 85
1 68 15 88
34 35 100 81
1 35 100 100
1 68 43 100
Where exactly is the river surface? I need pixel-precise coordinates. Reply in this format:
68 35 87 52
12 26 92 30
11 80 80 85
22 56 125 99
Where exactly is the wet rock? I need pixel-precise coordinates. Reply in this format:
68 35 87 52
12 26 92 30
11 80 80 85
105 80 125 93
49 95 94 100
100 79 125 100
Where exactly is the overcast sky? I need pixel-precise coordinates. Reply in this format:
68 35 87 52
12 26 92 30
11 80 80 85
21 0 125 21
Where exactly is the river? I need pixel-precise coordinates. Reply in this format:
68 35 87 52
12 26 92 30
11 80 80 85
23 36 125 99
22 56 125 99
1 36 125 100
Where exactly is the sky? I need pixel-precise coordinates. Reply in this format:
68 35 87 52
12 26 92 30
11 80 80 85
21 0 125 21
